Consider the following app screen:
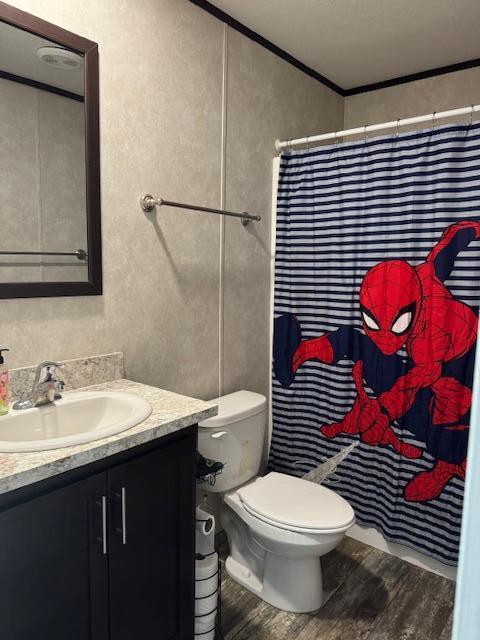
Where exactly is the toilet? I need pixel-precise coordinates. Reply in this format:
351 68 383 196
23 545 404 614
198 390 355 613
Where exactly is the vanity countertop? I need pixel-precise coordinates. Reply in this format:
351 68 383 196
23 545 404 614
0 378 217 496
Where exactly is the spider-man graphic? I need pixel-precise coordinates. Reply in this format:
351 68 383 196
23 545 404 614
274 221 480 502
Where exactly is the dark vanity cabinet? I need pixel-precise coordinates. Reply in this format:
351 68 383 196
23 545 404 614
0 426 197 640
0 472 109 639
107 437 195 640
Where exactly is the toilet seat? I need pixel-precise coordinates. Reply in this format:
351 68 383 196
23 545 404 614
238 472 355 534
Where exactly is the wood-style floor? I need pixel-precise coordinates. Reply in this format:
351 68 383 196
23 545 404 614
218 537 455 640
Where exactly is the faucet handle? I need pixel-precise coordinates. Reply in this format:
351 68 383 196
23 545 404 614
35 361 64 385
53 379 65 400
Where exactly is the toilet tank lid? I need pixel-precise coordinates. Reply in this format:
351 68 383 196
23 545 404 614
199 390 266 428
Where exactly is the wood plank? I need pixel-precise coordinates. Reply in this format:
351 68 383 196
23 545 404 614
364 567 456 640
294 548 413 640
221 535 374 639
322 536 376 603
252 608 311 640
218 535 455 640
438 612 453 640
221 573 262 637
257 537 377 640
224 589 281 639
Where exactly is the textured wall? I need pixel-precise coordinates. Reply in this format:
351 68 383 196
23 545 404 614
0 78 87 282
0 79 40 283
38 91 87 282
222 29 343 396
1 0 343 400
344 68 480 131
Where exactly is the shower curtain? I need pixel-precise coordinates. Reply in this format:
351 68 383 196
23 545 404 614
270 122 480 565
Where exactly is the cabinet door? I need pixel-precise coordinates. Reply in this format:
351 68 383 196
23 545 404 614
0 473 109 640
108 434 196 640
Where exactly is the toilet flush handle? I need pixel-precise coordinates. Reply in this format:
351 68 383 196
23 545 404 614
211 431 228 439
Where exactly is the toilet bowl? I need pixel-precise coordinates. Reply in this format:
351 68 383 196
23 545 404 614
198 390 355 613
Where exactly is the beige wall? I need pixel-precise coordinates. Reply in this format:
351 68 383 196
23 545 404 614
222 28 342 396
344 68 480 131
0 78 87 282
39 90 87 282
1 0 343 400
0 79 40 283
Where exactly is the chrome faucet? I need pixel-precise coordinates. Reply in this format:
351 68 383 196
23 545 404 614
13 361 65 410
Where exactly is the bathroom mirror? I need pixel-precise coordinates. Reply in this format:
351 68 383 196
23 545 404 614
0 2 101 298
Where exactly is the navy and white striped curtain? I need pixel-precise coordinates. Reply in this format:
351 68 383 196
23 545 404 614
270 122 480 565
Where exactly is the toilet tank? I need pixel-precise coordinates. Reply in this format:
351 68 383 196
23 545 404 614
198 390 267 493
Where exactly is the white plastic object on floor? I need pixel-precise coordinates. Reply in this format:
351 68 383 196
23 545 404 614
301 442 358 485
195 552 218 640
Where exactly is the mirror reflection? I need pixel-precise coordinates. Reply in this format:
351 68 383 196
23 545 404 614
0 19 87 283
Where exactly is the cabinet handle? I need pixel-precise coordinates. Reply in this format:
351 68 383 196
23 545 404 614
121 487 127 545
115 487 127 545
95 496 108 555
100 495 108 555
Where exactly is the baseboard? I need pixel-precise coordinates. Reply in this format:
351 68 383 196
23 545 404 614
347 523 457 581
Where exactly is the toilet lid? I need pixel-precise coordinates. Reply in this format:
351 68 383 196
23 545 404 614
238 472 355 531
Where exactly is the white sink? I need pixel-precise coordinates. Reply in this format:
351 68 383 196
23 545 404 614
0 391 152 453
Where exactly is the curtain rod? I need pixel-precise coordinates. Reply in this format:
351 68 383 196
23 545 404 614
140 194 261 226
275 104 480 153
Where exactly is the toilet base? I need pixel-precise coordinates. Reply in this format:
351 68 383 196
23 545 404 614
225 551 323 613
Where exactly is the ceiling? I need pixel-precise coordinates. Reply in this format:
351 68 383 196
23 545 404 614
206 0 480 91
0 21 84 95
